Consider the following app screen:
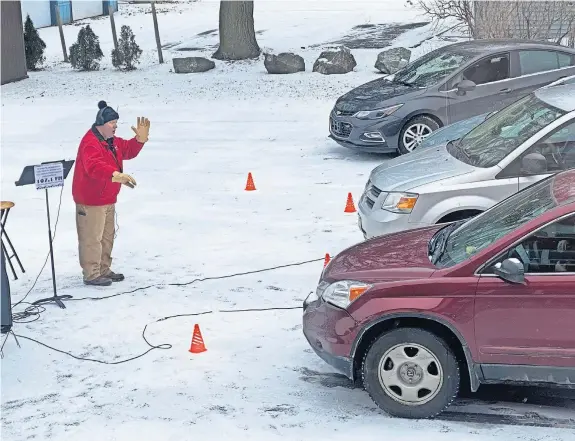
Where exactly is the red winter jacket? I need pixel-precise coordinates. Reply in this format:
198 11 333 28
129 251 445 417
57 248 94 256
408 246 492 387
72 125 145 206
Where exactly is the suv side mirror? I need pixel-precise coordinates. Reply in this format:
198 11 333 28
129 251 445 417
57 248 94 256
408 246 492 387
521 152 548 175
456 80 476 96
493 258 526 284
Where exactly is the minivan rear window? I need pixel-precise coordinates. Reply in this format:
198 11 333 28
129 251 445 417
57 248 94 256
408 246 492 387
449 94 566 168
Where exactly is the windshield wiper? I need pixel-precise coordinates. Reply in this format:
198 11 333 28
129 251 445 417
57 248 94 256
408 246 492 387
430 221 462 265
393 79 415 87
448 139 471 162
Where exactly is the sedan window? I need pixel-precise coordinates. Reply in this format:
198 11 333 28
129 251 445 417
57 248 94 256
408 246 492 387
462 53 510 85
432 178 558 268
449 93 566 168
519 50 574 75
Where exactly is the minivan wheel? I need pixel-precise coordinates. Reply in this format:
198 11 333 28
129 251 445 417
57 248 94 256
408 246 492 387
398 116 440 154
362 327 460 419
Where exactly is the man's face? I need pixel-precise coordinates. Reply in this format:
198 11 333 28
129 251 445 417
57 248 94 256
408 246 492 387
100 119 118 139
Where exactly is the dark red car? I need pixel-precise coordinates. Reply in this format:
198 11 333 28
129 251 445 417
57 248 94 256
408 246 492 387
303 169 575 419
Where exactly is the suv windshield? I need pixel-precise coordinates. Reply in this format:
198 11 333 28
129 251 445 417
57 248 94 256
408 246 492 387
394 50 474 88
449 93 566 168
432 177 558 268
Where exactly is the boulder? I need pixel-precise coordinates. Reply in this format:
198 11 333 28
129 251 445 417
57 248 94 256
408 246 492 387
172 57 215 74
375 47 411 74
313 46 357 75
264 52 305 74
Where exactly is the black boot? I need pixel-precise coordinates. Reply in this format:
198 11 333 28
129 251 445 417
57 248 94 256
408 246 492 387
106 271 125 282
84 275 113 286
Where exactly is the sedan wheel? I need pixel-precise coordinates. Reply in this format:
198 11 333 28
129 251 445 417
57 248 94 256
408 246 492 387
398 116 440 155
362 328 460 419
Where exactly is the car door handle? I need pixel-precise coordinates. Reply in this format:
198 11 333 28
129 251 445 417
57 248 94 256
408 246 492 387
500 88 512 93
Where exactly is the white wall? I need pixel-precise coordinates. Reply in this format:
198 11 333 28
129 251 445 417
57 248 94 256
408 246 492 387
21 0 52 29
72 0 104 21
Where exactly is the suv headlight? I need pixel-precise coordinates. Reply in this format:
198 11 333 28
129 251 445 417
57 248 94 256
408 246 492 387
319 280 373 309
354 104 403 120
382 192 418 213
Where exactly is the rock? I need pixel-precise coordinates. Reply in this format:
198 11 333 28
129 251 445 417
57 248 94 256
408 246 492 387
375 47 411 74
264 52 305 74
172 57 215 74
312 46 357 75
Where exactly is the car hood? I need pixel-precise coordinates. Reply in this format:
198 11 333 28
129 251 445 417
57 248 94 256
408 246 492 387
335 78 425 112
323 227 439 283
369 143 476 192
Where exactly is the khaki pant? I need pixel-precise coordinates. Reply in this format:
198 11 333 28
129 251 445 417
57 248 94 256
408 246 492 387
76 203 116 281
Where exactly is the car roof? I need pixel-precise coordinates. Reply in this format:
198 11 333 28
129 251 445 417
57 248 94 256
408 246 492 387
442 39 575 56
534 83 575 111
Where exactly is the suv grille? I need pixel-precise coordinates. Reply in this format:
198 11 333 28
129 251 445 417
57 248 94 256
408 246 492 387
330 117 352 138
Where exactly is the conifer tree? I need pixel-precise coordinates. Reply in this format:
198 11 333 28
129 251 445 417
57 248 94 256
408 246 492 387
112 25 143 71
23 14 46 70
69 25 104 71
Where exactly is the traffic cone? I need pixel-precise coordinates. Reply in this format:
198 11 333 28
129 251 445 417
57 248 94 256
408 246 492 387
324 253 331 267
189 324 207 354
245 172 256 191
344 192 356 213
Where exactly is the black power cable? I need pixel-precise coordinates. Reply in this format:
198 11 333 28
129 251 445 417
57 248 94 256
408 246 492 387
9 304 306 364
68 257 323 302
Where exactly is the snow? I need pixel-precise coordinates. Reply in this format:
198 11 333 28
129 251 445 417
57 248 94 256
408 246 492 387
1 1 573 440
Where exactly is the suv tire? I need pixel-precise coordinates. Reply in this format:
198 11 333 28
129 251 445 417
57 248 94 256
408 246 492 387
362 327 460 419
398 116 440 155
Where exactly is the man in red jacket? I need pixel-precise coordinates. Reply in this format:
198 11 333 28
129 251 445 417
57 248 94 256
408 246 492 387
72 100 150 286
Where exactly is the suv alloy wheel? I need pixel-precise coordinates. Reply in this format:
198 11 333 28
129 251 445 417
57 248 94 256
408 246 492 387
362 327 460 418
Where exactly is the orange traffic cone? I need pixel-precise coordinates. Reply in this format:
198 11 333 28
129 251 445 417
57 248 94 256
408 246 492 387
344 192 356 213
189 324 207 354
324 253 331 267
245 172 256 191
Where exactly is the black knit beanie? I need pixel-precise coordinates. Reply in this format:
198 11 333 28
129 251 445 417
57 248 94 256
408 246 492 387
95 100 119 125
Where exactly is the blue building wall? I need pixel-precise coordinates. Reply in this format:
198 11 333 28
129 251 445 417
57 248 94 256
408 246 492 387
22 0 118 28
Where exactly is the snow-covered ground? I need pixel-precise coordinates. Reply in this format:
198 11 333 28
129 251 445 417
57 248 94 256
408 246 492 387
1 1 574 440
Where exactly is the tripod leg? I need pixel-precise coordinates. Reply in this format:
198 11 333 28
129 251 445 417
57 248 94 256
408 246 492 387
32 294 73 309
11 331 21 348
1 230 25 274
1 241 18 280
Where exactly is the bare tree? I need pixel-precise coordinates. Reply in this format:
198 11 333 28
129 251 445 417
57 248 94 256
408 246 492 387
213 1 260 60
414 0 575 46
411 0 475 36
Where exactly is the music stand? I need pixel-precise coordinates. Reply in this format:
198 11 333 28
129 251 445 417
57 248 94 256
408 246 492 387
15 160 75 309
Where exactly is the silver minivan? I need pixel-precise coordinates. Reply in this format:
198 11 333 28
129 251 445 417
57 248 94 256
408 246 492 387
358 81 575 239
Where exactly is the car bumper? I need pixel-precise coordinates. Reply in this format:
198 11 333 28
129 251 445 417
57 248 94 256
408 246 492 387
302 292 358 380
328 112 403 153
358 197 428 239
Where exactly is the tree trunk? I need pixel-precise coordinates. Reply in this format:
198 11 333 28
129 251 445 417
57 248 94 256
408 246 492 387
212 1 260 60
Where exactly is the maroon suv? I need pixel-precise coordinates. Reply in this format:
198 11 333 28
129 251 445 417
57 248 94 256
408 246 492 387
303 169 575 419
